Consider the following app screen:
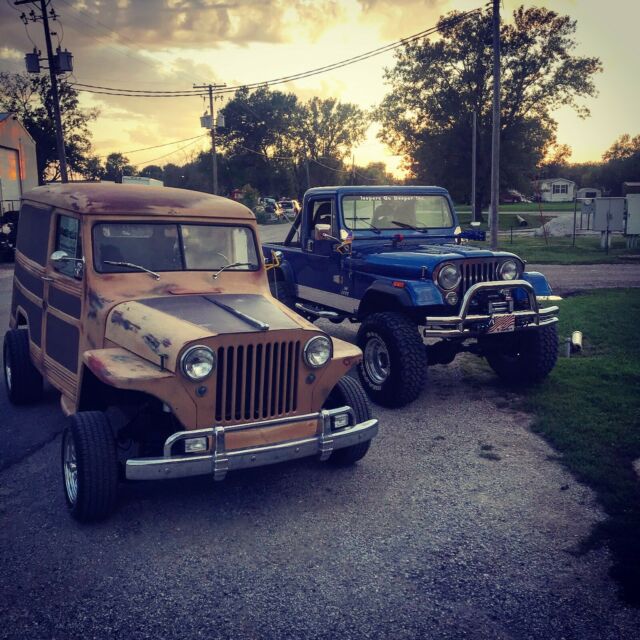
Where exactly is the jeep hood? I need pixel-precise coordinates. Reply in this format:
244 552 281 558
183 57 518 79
354 243 516 278
105 294 302 371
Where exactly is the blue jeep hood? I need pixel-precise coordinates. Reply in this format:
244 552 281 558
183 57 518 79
353 243 514 278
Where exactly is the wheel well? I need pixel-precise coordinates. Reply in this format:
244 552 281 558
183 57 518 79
358 291 408 320
77 366 158 414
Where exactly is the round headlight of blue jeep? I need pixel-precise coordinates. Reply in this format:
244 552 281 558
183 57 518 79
499 260 519 281
304 336 332 368
438 263 461 290
181 345 215 381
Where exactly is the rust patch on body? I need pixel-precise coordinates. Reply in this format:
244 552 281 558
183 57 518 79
111 310 141 333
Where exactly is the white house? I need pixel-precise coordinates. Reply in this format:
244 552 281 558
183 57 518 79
532 178 576 202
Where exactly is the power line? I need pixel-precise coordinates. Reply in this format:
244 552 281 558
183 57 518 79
135 135 208 167
70 6 486 98
97 134 208 158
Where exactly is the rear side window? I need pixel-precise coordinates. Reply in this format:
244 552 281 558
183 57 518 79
54 215 82 278
16 203 52 265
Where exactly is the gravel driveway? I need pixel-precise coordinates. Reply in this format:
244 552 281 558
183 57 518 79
1 252 640 638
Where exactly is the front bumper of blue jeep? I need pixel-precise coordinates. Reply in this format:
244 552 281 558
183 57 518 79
422 280 559 338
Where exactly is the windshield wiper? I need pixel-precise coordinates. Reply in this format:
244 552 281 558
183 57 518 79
103 260 160 280
212 261 254 279
391 220 429 234
350 216 380 234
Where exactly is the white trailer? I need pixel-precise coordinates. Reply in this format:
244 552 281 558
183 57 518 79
122 176 164 187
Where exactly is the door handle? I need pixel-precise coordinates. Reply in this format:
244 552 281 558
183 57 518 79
41 276 53 282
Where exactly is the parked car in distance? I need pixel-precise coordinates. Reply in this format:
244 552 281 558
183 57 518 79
264 185 559 408
278 199 301 219
500 190 529 204
3 183 378 521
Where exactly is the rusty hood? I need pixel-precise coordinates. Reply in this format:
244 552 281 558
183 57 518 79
105 294 303 371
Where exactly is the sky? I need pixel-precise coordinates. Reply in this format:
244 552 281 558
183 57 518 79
0 0 638 178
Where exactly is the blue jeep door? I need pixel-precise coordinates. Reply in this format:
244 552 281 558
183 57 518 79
294 197 358 315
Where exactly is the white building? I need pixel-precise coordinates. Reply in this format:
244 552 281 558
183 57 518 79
533 178 576 202
577 187 602 199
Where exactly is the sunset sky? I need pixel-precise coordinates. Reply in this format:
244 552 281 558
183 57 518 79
0 0 638 177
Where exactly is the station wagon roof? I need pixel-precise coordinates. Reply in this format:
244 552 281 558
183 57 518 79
22 183 254 219
305 185 450 198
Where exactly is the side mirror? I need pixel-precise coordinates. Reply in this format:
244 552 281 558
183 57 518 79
51 250 70 263
314 223 331 241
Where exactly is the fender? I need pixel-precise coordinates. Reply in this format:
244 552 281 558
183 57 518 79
271 258 296 288
522 271 553 297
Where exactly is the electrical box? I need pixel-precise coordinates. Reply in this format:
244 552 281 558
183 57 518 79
200 114 212 129
592 198 626 232
216 113 225 129
626 194 640 235
55 49 73 74
25 51 40 74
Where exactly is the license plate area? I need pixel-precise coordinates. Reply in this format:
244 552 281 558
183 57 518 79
487 314 515 334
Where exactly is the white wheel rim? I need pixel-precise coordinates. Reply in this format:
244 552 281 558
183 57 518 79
63 431 78 505
4 355 12 391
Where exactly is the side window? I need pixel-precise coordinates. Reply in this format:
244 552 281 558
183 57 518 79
308 200 334 235
54 215 82 278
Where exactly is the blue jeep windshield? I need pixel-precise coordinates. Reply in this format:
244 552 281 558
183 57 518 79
93 222 259 273
342 194 454 231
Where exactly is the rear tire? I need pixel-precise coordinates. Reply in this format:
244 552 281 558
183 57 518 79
356 312 427 408
62 411 119 522
482 324 559 384
323 376 372 465
3 328 43 405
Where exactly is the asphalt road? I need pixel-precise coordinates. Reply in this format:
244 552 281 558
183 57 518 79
1 260 640 638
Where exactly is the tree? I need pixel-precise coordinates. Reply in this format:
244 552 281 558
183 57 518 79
376 6 602 212
0 72 99 183
139 165 164 181
102 153 137 182
602 134 640 163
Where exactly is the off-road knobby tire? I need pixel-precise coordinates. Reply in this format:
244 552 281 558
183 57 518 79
323 375 372 465
62 411 119 522
268 272 296 310
482 323 559 384
356 312 427 408
3 329 43 405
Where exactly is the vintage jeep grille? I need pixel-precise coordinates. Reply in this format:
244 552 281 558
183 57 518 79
460 259 499 294
214 340 301 423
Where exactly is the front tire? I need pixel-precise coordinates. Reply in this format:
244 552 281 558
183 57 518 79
356 312 427 408
62 411 119 522
323 376 372 465
482 324 559 384
3 328 43 405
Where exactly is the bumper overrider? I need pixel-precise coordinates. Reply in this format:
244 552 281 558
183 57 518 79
126 407 378 481
423 280 559 338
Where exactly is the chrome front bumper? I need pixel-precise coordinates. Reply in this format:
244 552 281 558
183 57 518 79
423 280 559 338
125 406 378 481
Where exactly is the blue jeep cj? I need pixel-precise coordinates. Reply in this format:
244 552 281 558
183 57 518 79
263 186 560 408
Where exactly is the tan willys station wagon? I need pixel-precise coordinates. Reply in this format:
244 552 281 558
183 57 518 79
3 184 378 521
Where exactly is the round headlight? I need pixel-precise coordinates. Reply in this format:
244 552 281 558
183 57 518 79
304 335 332 368
437 263 461 290
181 345 215 381
499 259 519 281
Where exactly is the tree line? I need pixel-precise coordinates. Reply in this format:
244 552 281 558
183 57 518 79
1 5 636 203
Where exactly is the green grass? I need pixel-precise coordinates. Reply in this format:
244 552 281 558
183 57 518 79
456 202 576 212
522 290 640 602
457 211 555 231
474 235 639 264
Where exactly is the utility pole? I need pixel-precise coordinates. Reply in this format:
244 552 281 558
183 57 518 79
471 110 477 222
17 0 70 182
489 0 501 249
194 82 226 195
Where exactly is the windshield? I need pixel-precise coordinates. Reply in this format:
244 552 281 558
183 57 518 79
342 194 454 231
92 222 259 274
